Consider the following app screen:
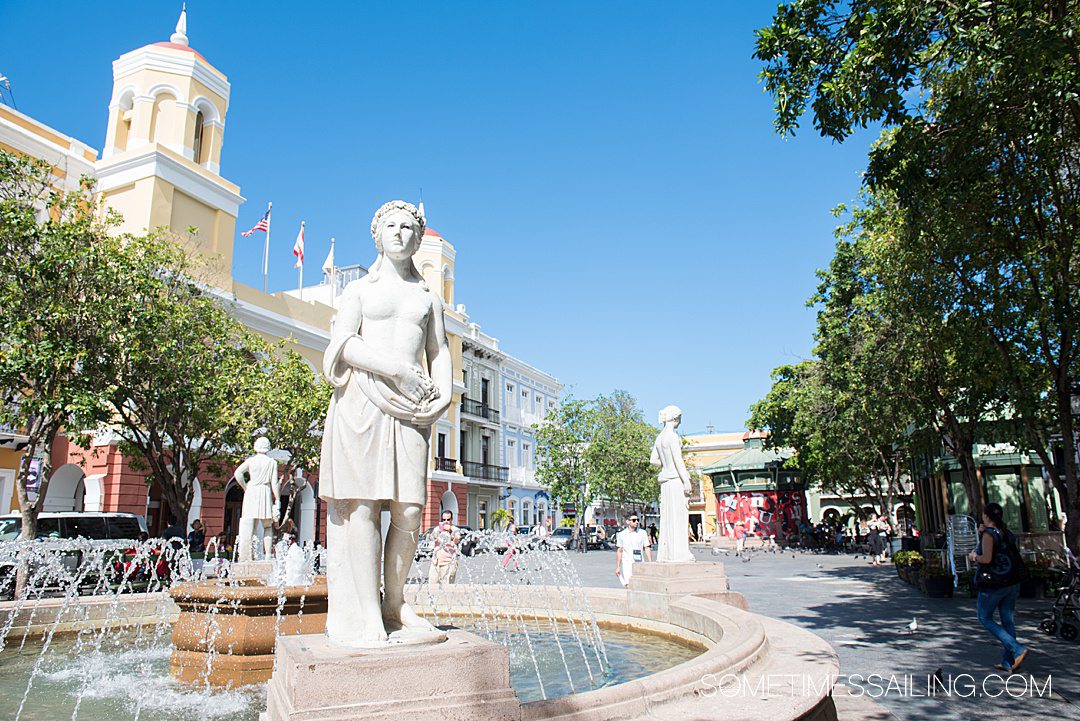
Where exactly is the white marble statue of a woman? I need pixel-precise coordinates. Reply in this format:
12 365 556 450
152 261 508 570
319 200 453 646
233 436 281 562
651 405 695 563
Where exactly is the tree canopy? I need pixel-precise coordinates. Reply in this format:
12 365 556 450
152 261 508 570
756 0 1080 550
535 391 659 524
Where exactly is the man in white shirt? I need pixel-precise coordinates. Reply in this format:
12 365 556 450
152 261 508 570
615 514 652 587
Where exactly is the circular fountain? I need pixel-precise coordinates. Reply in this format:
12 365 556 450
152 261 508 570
169 575 328 686
0 532 844 721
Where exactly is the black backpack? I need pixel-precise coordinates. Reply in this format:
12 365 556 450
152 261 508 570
976 527 1028 590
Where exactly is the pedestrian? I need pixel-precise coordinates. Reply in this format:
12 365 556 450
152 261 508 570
501 522 521 571
187 519 206 553
734 521 747 554
428 511 461 588
647 522 659 547
187 519 206 575
614 514 651 587
968 502 1029 672
161 518 186 551
867 514 886 566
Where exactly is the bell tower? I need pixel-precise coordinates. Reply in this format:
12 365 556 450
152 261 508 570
96 6 243 288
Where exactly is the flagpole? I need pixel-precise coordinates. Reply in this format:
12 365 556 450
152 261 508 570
329 237 337 308
262 201 272 293
297 221 305 301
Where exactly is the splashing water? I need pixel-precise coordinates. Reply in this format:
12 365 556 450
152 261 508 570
0 530 698 717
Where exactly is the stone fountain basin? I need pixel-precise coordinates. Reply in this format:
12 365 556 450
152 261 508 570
169 577 327 686
1 577 841 720
405 584 840 721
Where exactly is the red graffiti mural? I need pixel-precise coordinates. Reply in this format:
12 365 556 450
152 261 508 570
716 490 805 539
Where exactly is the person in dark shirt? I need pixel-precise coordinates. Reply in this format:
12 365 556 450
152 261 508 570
187 519 206 554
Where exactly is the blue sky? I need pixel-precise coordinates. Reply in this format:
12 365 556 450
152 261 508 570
1 1 876 433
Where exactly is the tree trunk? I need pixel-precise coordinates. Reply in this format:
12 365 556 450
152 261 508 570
13 426 58 597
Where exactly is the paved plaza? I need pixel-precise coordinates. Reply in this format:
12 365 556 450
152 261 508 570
562 546 1080 721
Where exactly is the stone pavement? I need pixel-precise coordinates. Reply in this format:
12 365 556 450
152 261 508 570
561 544 1080 721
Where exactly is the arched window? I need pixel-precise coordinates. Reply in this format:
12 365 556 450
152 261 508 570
113 89 135 153
192 110 206 164
521 499 534 527
507 498 518 526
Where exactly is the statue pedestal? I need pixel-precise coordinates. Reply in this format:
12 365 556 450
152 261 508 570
628 561 747 617
262 630 520 721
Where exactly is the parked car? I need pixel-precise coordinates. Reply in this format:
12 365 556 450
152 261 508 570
0 512 146 542
0 512 148 599
547 527 575 550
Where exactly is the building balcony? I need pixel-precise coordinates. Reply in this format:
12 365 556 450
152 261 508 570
435 457 458 473
462 460 509 483
502 406 541 429
508 466 539 486
461 397 500 424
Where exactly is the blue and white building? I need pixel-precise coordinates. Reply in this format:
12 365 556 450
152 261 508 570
500 356 562 529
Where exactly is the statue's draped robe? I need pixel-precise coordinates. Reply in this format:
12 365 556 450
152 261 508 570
236 454 278 521
319 333 429 505
653 430 695 563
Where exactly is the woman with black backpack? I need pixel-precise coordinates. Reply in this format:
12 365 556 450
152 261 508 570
968 502 1029 672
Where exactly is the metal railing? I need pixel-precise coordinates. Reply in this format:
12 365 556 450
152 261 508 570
435 457 457 473
460 397 500 423
462 460 509 482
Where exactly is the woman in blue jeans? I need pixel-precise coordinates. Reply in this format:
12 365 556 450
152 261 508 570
968 503 1028 672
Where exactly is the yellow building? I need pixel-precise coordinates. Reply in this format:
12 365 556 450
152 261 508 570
0 9 554 538
682 431 745 538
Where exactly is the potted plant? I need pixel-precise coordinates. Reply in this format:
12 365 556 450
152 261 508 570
1022 558 1056 599
921 564 954 598
893 551 925 584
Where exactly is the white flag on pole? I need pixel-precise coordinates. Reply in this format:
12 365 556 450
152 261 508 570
293 222 305 268
322 237 335 274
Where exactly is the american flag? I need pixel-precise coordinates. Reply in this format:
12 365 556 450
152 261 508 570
293 222 305 268
241 209 270 237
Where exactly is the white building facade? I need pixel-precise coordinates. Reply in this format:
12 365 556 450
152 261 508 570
500 356 562 529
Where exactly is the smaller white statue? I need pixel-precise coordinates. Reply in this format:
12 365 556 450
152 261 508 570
233 437 281 561
651 405 695 563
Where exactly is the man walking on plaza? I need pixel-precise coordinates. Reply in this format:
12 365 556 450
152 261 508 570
615 515 652 587
428 510 461 588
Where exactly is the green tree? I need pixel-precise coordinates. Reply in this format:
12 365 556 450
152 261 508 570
756 1 1080 550
535 391 658 540
0 151 133 543
106 242 267 527
230 341 333 520
535 397 595 520
587 390 658 519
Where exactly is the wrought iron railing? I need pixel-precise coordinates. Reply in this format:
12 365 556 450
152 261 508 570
462 460 509 482
460 397 500 423
435 457 457 473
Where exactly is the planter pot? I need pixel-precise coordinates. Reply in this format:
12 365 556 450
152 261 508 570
895 565 904 581
923 576 954 598
1019 577 1040 599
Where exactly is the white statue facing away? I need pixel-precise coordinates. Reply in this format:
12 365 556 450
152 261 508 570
233 436 281 562
319 200 453 646
652 405 695 563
